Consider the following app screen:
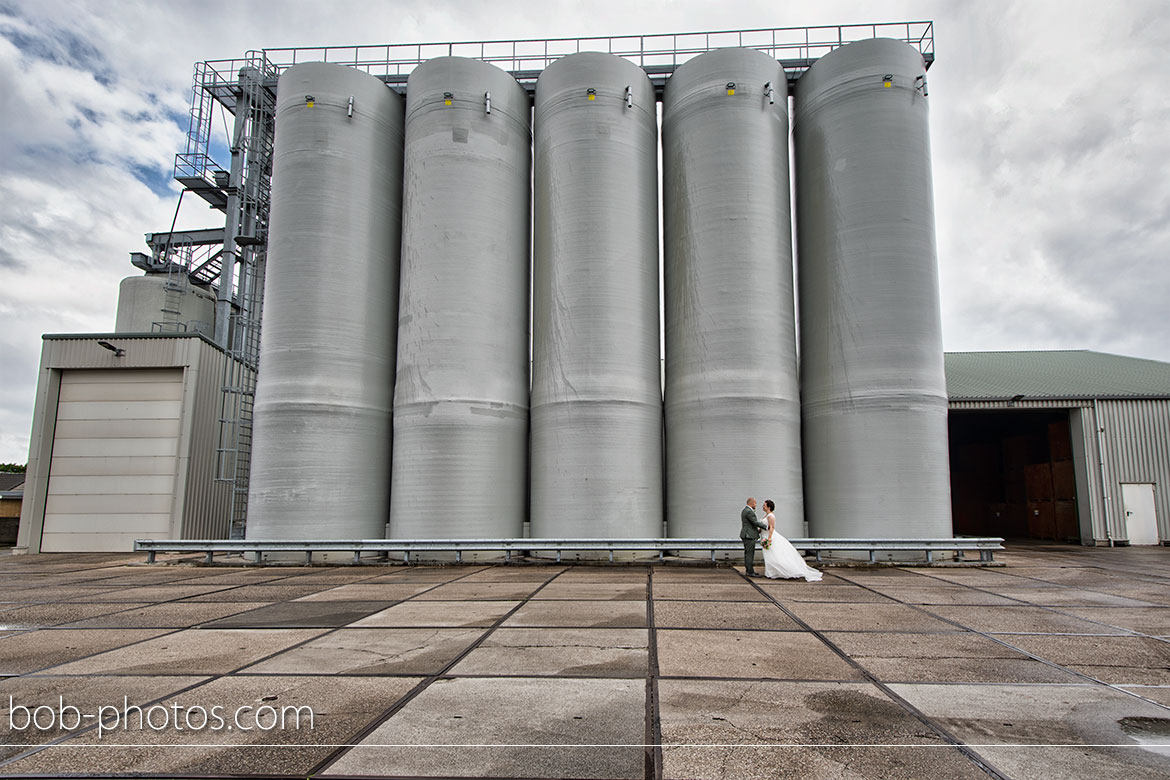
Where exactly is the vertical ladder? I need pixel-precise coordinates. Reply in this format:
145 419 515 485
214 52 276 540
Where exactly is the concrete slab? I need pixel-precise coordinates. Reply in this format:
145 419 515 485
0 585 126 603
830 569 922 583
351 600 521 628
270 568 387 583
62 602 271 629
179 570 313 585
890 682 1170 780
201 601 396 628
413 582 546 601
982 587 1159 607
450 628 648 677
460 566 570 582
323 676 646 778
0 629 168 675
0 674 208 762
659 679 989 780
73 583 247 602
1121 686 1170 707
755 583 893 603
502 599 647 628
534 582 648 600
783 602 957 632
922 604 1132 634
366 567 488 583
0 602 151 628
656 629 863 681
907 570 1021 587
3 675 423 776
858 586 1019 606
653 601 798 630
995 634 1170 684
652 583 767 601
242 628 485 675
1060 607 1170 635
292 583 435 601
825 631 1083 683
1084 584 1170 606
553 567 652 582
37 628 327 676
178 583 341 602
65 569 213 585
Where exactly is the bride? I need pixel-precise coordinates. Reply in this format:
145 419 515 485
761 499 822 581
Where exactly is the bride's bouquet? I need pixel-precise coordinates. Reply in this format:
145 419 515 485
761 538 771 550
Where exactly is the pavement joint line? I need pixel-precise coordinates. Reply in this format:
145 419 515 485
840 571 1170 715
0 674 217 771
224 565 496 674
644 567 662 780
734 568 1014 780
0 563 498 774
893 565 1161 638
304 563 575 777
0 573 290 675
958 567 1170 604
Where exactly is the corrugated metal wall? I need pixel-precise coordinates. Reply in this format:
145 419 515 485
1097 399 1170 542
179 339 234 539
948 398 1169 544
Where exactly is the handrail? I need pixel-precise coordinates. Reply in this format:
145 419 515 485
135 535 1003 566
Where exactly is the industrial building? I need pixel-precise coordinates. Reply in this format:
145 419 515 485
946 350 1170 546
13 23 1168 555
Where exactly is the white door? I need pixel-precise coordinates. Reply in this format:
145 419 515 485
1121 483 1160 546
41 368 183 552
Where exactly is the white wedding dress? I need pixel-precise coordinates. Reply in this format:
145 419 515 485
762 513 822 581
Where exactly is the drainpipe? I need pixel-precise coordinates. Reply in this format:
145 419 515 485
1092 398 1113 546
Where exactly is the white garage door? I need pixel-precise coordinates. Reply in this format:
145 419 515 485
41 368 184 552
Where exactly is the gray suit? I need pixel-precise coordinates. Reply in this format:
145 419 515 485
740 505 768 574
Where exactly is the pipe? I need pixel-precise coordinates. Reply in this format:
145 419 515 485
1092 398 1113 546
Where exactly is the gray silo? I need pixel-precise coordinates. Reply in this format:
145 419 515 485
246 62 404 544
794 38 952 539
530 53 663 545
115 274 216 336
662 48 803 541
389 57 530 541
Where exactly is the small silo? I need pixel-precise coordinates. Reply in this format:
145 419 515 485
115 274 216 336
530 52 663 545
246 62 404 544
389 57 531 541
794 38 952 539
662 48 803 541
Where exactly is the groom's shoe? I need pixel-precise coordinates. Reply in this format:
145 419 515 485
746 570 762 577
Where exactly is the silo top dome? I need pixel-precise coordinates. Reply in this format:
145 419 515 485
535 51 655 120
663 47 785 118
794 37 927 116
406 56 529 131
275 61 404 136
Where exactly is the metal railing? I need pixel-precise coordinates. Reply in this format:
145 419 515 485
259 21 933 78
135 536 1003 566
185 21 933 103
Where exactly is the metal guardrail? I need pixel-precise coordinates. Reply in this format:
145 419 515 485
134 537 1004 566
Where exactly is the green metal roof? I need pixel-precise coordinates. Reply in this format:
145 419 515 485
945 350 1170 401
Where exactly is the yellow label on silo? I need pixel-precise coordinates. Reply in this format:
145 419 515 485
726 88 735 95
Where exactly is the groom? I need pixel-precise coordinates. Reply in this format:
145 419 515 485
740 497 768 577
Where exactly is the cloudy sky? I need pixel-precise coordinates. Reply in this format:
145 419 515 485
0 0 1167 463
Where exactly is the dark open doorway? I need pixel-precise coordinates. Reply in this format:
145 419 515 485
949 410 1081 542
